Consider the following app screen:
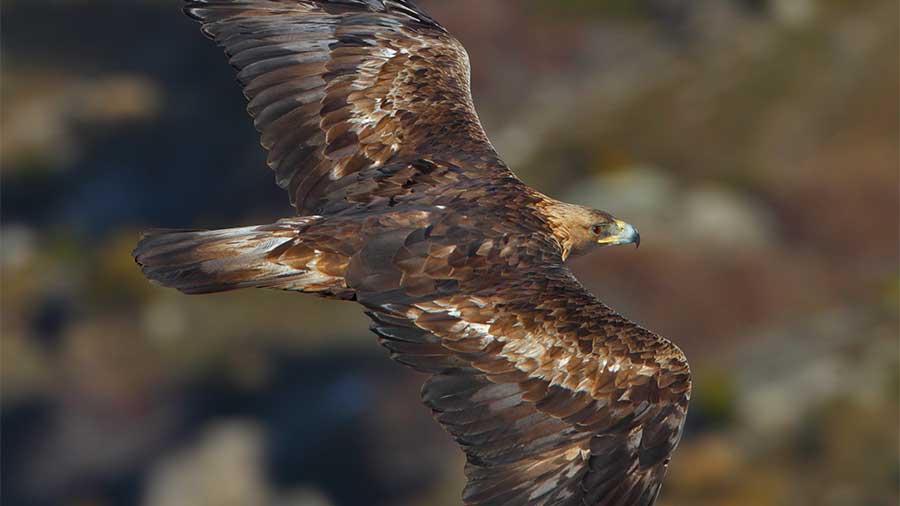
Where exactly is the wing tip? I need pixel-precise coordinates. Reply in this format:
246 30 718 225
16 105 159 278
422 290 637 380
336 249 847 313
182 0 444 29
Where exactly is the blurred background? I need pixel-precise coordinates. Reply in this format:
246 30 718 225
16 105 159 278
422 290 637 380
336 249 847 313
2 0 898 505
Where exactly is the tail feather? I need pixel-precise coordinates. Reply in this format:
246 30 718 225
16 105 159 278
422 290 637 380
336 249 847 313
133 221 349 296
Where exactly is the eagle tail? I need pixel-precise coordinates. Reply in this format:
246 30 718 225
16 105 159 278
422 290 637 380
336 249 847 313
133 222 350 297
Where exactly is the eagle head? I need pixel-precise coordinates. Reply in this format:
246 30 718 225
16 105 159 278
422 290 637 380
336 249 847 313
545 202 641 260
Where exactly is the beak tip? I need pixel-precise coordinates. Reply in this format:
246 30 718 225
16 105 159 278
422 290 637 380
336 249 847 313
626 224 640 249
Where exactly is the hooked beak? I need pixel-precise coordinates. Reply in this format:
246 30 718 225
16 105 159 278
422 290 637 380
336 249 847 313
597 220 641 249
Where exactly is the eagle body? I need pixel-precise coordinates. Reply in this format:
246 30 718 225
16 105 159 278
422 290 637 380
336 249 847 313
135 2 691 505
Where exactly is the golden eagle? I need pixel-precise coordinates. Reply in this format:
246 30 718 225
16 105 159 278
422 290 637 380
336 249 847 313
134 1 691 505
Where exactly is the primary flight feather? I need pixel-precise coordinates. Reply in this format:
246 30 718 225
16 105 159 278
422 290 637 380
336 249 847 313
134 1 691 505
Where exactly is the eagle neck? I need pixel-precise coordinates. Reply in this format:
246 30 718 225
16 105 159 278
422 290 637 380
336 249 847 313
538 198 584 262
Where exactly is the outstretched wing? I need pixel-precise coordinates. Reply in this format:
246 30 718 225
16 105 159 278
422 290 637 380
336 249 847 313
350 230 691 506
185 0 509 214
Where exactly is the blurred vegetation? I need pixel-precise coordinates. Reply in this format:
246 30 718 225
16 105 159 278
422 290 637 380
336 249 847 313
2 1 898 506
528 0 646 19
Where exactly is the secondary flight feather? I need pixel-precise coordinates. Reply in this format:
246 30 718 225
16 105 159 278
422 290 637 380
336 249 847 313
134 2 691 505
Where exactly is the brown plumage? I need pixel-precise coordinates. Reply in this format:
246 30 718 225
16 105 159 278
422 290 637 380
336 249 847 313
134 2 691 505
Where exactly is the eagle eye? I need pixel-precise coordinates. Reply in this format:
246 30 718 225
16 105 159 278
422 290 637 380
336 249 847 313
591 224 604 236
